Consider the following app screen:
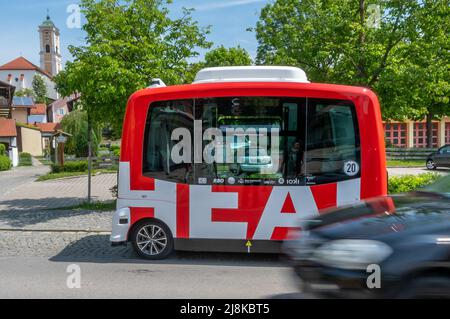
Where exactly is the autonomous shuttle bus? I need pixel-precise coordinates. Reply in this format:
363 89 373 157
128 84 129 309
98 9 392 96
111 66 387 259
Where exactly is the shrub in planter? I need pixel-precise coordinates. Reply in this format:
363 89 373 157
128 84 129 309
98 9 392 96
51 160 88 173
19 152 32 166
388 173 441 194
0 155 12 171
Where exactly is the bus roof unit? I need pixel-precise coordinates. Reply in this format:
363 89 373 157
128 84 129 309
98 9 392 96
193 66 310 84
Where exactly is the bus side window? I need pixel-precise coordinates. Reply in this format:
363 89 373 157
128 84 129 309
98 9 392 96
143 100 194 183
305 100 360 184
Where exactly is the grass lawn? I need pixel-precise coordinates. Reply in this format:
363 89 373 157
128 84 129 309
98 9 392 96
35 156 53 166
36 168 117 181
387 160 425 167
48 200 116 211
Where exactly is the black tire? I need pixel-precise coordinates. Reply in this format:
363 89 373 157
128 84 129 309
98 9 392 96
395 276 450 299
131 219 174 260
426 159 436 170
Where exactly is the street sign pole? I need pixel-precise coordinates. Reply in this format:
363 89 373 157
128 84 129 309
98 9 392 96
87 114 92 204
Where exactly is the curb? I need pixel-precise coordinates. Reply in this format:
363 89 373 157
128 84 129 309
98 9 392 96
35 171 117 182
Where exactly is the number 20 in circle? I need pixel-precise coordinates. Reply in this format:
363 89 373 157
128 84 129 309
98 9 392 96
343 160 360 176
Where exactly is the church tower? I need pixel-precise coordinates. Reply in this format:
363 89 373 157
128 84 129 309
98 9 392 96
38 14 62 76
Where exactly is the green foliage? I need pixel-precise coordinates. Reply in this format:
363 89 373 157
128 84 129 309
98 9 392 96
49 200 116 212
204 45 252 67
112 148 120 157
377 1 450 123
32 75 48 104
255 0 450 124
54 0 212 133
388 173 441 194
19 152 32 166
0 144 6 156
60 109 100 157
185 45 253 82
51 160 89 173
386 160 424 168
109 145 121 157
0 155 12 171
15 88 35 98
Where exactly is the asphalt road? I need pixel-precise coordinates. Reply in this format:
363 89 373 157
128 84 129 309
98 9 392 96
0 255 299 299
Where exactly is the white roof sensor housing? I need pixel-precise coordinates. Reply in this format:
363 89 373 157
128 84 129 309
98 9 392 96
193 66 309 84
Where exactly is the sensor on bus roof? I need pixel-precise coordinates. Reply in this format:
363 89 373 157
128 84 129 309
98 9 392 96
193 66 309 84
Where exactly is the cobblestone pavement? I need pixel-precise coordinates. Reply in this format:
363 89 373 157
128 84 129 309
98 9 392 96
0 209 113 231
0 229 284 267
0 171 121 259
0 230 133 259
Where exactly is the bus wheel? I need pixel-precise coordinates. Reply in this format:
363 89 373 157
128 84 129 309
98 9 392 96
131 220 174 260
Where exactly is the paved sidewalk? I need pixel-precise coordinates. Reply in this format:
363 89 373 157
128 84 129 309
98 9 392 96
0 172 116 232
0 173 117 212
0 160 50 197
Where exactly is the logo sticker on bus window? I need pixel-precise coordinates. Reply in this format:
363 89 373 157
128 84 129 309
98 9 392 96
343 160 360 177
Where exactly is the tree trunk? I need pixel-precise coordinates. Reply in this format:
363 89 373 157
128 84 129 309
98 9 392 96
426 109 433 148
87 113 92 203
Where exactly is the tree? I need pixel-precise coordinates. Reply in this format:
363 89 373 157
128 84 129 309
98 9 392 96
379 1 450 147
15 88 35 98
54 0 211 202
185 45 253 82
32 74 48 103
55 0 211 133
60 109 101 157
256 0 422 86
255 0 449 146
204 45 253 67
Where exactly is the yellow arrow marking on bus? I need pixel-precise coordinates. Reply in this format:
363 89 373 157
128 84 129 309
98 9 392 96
246 240 252 253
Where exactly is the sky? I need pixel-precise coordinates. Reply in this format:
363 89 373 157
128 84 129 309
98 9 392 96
0 0 271 67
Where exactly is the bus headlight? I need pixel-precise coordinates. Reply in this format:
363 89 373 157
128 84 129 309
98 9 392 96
313 239 392 270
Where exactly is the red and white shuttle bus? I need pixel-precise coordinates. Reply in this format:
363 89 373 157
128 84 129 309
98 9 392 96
111 66 387 259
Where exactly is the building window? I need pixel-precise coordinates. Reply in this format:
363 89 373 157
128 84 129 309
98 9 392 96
414 122 438 148
57 109 65 115
384 123 407 148
446 122 450 145
46 45 50 53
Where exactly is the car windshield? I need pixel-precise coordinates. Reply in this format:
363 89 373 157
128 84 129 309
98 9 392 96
420 175 450 197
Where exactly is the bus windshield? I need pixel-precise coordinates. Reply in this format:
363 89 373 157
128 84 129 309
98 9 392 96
143 97 360 186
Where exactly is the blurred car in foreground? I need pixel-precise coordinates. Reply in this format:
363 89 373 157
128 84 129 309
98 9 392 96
427 144 450 170
284 175 450 298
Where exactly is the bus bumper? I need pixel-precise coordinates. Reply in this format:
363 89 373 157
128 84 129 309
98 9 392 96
110 207 130 245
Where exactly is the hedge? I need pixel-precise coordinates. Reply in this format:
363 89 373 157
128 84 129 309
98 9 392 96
51 160 88 173
19 152 32 166
109 145 120 157
388 173 441 194
0 155 12 171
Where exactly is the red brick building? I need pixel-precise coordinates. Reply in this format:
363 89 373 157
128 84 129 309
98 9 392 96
383 117 450 148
